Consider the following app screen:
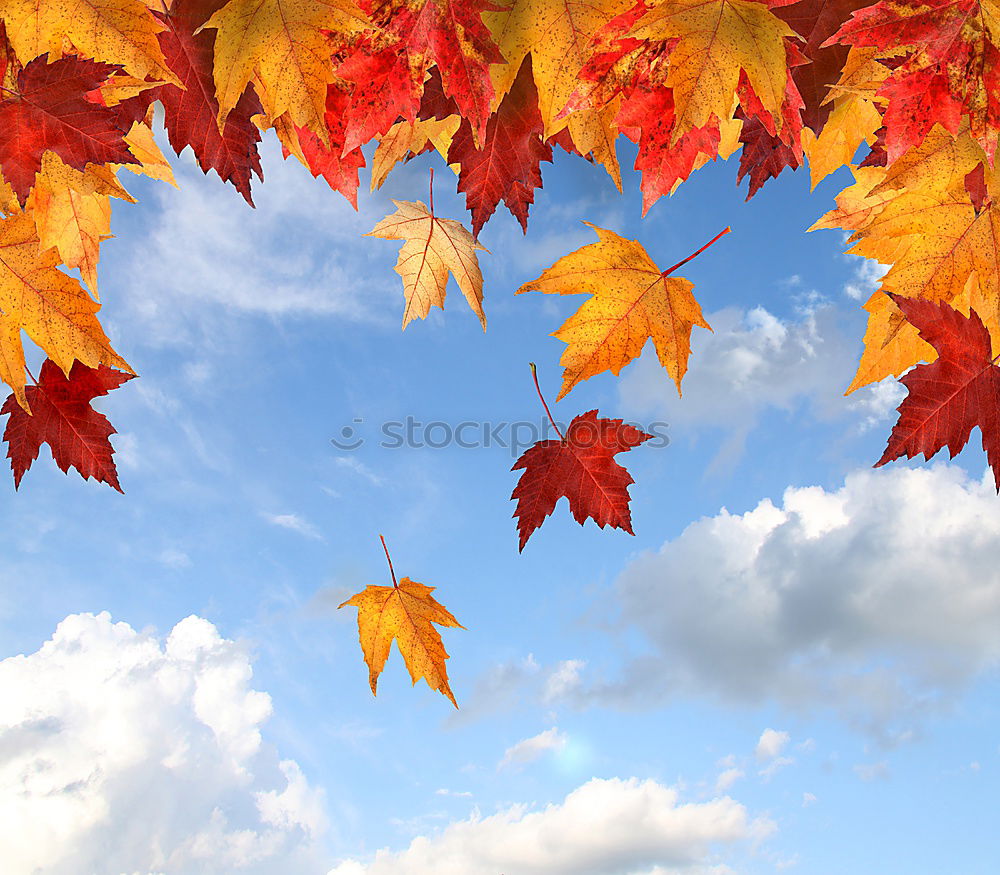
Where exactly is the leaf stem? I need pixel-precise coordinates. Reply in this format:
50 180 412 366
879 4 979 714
379 534 398 588
661 226 731 277
25 365 38 386
429 167 434 216
530 362 564 441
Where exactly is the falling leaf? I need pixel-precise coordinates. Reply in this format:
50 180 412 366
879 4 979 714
517 222 719 399
511 408 651 550
339 537 463 707
366 196 488 329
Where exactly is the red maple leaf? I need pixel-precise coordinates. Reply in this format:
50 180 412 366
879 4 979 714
827 0 1000 162
152 0 264 205
773 0 869 133
448 57 552 237
964 162 989 214
282 85 366 208
336 44 423 155
616 86 721 215
1 359 135 492
875 294 1000 490
511 409 652 551
0 55 138 203
363 0 505 146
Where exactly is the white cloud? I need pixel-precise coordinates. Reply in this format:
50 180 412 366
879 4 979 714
328 776 773 875
617 302 892 472
843 257 888 301
756 729 790 760
0 612 329 874
263 512 323 540
603 464 1000 735
498 727 567 770
714 768 744 793
333 456 384 486
758 757 794 782
543 658 586 703
802 793 817 807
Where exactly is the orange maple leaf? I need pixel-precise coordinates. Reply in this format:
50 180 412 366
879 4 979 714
517 222 725 400
339 537 463 707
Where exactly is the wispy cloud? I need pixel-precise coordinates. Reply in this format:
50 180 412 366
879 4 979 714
497 727 567 771
262 512 323 540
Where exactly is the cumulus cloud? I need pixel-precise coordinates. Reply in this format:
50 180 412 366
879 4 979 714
617 301 891 471
755 729 790 760
599 464 1000 736
0 612 329 874
498 727 567 770
328 776 772 875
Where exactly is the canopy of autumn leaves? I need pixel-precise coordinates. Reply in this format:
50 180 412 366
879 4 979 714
2 0 1000 702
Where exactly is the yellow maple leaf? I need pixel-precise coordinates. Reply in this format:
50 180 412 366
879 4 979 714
121 121 178 188
0 212 131 409
517 222 718 400
802 96 881 190
366 197 488 330
339 576 463 707
843 153 997 306
811 125 1000 393
0 313 28 412
28 154 118 296
200 0 371 139
1 0 179 84
370 115 461 193
626 0 797 142
484 0 631 189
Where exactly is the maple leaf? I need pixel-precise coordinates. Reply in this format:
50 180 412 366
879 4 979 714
735 100 803 199
339 537 463 706
800 57 883 188
812 127 999 310
151 0 264 206
827 0 1000 162
773 0 869 133
335 44 423 155
366 192 488 328
365 0 506 148
484 0 631 189
511 405 652 550
199 0 371 138
0 55 138 203
625 0 799 143
1 358 134 491
1 0 179 84
447 56 552 237
615 85 729 215
273 84 366 207
28 153 115 295
0 211 131 408
875 294 1000 490
370 114 460 191
516 222 722 400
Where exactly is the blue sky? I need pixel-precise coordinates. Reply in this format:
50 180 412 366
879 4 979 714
1 123 998 874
